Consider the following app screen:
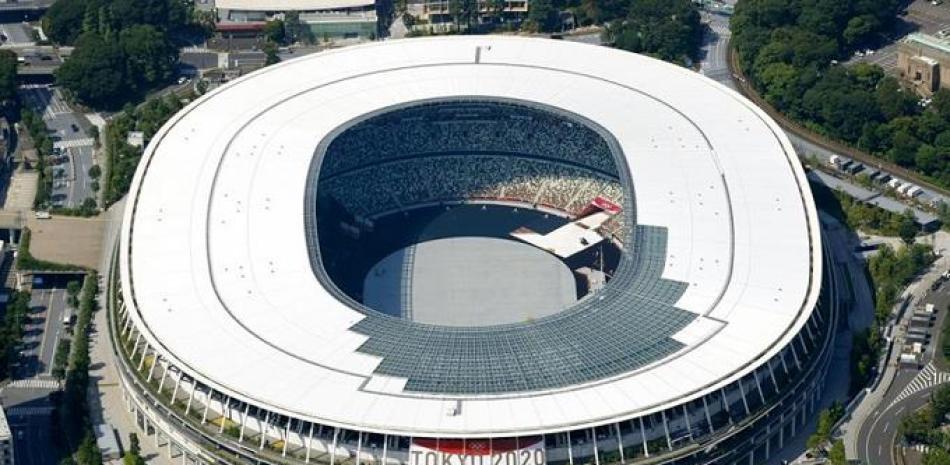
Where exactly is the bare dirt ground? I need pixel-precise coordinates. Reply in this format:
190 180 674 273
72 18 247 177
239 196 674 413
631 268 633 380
25 214 105 269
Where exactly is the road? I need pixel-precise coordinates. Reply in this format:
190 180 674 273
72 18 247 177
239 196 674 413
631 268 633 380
699 12 733 84
17 286 68 379
857 276 950 465
19 85 97 209
87 198 175 465
697 7 949 465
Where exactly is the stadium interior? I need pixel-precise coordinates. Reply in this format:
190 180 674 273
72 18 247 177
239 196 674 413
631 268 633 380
313 99 629 325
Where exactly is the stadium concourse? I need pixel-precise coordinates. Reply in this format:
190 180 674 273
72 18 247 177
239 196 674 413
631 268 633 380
109 37 836 465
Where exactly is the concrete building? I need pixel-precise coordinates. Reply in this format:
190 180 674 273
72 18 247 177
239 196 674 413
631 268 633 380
897 33 950 96
111 37 836 465
214 0 377 40
405 0 528 31
0 406 13 465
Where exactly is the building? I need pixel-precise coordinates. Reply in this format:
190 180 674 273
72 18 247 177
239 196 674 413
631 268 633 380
214 0 377 40
404 0 528 31
0 406 13 465
112 37 835 465
94 423 121 461
897 32 950 96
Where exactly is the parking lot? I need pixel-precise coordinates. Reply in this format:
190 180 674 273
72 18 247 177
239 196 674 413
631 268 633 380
0 22 33 46
17 285 68 380
848 0 950 72
19 85 98 209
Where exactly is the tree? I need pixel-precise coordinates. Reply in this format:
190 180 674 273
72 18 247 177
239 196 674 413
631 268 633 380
607 0 702 65
88 165 101 179
119 25 178 91
524 0 557 33
898 209 919 245
828 439 846 465
52 338 70 380
263 20 286 45
54 33 127 109
0 50 17 105
924 448 950 465
67 280 81 307
931 384 950 420
263 41 280 66
78 198 97 217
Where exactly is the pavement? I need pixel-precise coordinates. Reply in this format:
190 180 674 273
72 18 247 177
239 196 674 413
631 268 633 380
24 214 107 269
0 22 33 46
699 12 732 83
19 85 97 209
852 232 950 465
87 198 174 465
699 7 950 465
18 286 68 379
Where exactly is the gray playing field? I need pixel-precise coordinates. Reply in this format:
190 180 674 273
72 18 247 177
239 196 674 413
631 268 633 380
363 237 577 327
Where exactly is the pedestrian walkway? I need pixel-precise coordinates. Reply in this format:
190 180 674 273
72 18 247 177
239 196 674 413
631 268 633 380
53 138 95 149
6 405 54 417
6 378 60 390
890 362 950 407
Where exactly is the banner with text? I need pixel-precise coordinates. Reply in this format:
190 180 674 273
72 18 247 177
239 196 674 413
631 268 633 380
410 437 545 465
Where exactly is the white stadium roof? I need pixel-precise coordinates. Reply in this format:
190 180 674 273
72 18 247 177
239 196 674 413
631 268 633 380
120 37 822 437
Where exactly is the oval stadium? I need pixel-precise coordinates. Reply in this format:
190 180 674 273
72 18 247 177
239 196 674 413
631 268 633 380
110 37 838 465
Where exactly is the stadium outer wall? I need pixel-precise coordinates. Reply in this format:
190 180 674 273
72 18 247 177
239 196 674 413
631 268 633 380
106 225 839 465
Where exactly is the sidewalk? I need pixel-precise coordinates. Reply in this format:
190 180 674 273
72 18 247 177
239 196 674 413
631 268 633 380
86 198 173 465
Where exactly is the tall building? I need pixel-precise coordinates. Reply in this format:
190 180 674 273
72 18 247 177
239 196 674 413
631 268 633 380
0 406 13 465
897 32 950 96
214 0 378 40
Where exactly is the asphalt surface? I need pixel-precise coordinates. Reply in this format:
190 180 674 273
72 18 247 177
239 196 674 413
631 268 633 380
19 85 97 209
699 12 732 83
0 22 33 46
857 280 950 465
18 287 68 379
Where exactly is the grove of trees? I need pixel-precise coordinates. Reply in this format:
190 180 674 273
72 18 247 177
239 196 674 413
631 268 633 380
604 0 702 65
0 292 30 381
900 385 950 462
54 273 102 465
45 0 188 109
732 0 950 189
102 93 186 205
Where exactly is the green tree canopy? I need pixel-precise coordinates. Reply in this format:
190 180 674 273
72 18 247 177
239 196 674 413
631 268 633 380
607 0 702 65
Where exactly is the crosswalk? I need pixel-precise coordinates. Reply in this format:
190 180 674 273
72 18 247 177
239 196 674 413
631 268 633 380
6 378 60 390
53 138 95 149
890 362 950 407
6 406 54 417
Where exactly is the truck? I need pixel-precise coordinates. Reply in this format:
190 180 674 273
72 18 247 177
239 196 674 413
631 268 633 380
900 352 921 367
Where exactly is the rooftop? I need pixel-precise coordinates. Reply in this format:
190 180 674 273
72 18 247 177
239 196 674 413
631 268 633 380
121 37 822 437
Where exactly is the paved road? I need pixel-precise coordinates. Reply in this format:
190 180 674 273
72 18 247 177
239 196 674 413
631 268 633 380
17 287 67 379
19 85 97 209
856 270 950 465
0 23 33 46
699 12 732 83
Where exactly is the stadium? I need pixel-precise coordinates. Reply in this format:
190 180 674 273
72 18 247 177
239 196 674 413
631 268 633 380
110 37 837 465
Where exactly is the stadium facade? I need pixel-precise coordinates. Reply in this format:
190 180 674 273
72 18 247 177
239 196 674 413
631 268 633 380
110 37 837 465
